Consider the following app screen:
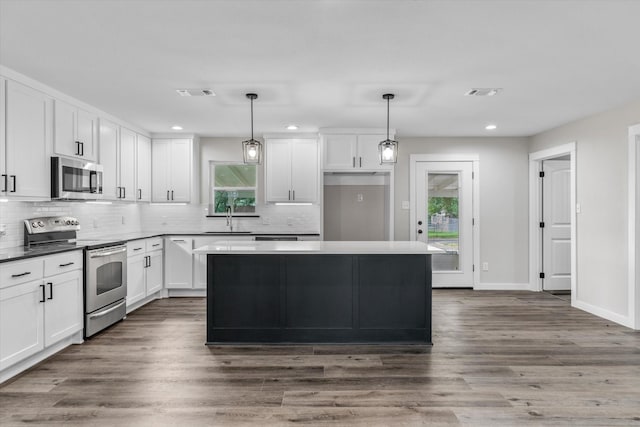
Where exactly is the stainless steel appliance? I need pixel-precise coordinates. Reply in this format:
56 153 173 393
51 157 103 200
84 244 127 337
254 236 298 241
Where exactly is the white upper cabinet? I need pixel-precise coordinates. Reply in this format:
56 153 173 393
151 138 192 203
322 131 393 171
100 121 148 202
119 127 136 201
53 99 97 161
99 119 120 200
136 134 151 202
3 80 52 199
265 138 318 203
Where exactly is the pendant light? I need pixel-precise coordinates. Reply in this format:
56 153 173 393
242 93 262 164
378 93 398 164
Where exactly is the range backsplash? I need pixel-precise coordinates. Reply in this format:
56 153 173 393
0 201 320 249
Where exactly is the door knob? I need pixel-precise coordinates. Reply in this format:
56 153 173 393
418 229 423 234
418 221 423 225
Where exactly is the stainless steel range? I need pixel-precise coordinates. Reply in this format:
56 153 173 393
84 244 127 337
24 216 128 338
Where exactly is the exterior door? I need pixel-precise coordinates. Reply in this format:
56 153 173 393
415 161 474 287
542 160 571 291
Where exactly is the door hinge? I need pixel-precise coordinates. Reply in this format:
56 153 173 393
472 218 475 226
539 272 545 279
539 171 545 178
472 171 475 179
473 264 475 272
539 222 545 228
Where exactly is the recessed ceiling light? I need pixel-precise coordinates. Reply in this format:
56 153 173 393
287 125 299 130
175 89 216 97
485 124 497 130
171 125 183 130
465 88 502 97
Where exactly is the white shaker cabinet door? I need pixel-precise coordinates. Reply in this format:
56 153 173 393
99 120 120 201
5 80 51 198
126 254 146 307
322 134 356 170
76 108 97 161
165 238 193 289
53 99 78 158
151 139 171 202
265 139 292 202
136 134 152 202
0 281 44 370
146 250 163 295
169 139 191 202
357 134 391 170
290 139 318 202
119 128 137 201
43 270 83 347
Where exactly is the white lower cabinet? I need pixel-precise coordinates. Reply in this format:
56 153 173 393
165 237 193 289
0 251 83 374
126 238 163 309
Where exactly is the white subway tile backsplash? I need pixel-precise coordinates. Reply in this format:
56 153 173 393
0 200 320 250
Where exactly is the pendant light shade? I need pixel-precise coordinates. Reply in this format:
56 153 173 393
378 93 398 164
242 93 262 164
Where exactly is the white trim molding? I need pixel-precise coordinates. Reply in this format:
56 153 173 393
574 300 634 329
409 153 480 288
628 123 640 329
528 142 577 301
474 283 535 291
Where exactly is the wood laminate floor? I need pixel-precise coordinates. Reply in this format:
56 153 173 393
1 290 640 426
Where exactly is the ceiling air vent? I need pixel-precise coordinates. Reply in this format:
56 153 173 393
176 89 216 97
464 88 502 97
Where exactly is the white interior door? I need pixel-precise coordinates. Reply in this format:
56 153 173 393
415 161 473 287
542 159 571 291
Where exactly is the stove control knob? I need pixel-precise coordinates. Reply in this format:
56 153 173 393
66 220 71 225
37 221 44 227
31 222 38 228
74 220 80 225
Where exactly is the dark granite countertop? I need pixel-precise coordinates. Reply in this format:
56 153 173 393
0 232 320 264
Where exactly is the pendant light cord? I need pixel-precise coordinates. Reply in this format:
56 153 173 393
250 97 254 140
386 96 390 141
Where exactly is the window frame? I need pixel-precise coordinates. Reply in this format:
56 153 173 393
208 161 259 216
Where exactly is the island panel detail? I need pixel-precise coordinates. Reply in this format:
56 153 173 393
206 253 431 343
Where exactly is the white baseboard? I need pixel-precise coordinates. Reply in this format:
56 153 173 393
167 289 206 297
474 282 535 291
573 299 634 329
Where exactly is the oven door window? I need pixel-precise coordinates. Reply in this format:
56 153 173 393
62 166 100 194
96 261 124 295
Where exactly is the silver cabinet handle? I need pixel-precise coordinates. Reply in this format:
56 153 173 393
167 190 170 200
359 157 362 167
352 157 355 168
288 190 291 200
292 190 295 200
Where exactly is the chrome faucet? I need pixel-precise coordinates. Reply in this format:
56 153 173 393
225 205 233 232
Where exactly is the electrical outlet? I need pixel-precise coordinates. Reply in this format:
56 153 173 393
262 216 271 225
401 201 410 210
287 217 294 226
121 216 126 225
482 262 489 271
93 219 98 228
357 193 364 202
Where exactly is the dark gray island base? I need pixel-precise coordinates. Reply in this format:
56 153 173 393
206 253 432 344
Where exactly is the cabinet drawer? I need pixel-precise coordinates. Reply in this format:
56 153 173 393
44 251 83 276
0 258 44 289
146 238 163 251
127 240 147 257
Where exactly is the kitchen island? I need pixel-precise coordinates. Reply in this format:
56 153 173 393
193 241 437 344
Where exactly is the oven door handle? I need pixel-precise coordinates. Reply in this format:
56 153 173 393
89 247 127 258
87 300 126 319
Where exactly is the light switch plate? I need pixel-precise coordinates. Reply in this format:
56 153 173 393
401 201 410 210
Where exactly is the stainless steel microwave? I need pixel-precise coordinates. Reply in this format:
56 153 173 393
51 157 103 200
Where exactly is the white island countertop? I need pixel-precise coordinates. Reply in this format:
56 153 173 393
193 240 444 255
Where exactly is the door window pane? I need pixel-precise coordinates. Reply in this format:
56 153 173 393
427 172 460 271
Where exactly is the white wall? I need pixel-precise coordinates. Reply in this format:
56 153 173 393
394 137 530 285
530 98 640 325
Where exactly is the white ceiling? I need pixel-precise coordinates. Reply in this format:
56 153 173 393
1 0 640 138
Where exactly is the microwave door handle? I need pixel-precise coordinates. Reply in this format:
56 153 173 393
89 170 97 193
